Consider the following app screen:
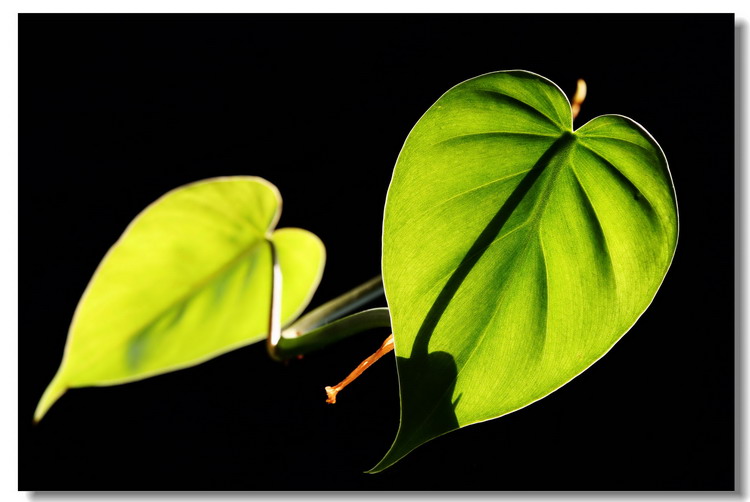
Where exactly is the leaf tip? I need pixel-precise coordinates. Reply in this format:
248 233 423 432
364 456 396 474
34 374 68 423
363 462 381 474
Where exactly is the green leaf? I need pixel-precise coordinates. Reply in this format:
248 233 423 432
373 71 678 472
35 176 325 422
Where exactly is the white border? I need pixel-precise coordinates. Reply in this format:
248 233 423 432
4 4 747 502
3 1 749 13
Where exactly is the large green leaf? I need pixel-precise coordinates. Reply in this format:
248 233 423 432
374 71 678 471
35 176 325 422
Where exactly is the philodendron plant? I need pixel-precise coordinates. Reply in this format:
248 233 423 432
34 70 678 472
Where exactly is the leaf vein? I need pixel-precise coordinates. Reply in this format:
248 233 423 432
70 239 269 376
434 131 558 147
579 134 654 156
430 169 532 211
578 143 657 213
570 165 618 295
472 89 561 129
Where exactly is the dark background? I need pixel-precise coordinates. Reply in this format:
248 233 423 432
20 14 735 490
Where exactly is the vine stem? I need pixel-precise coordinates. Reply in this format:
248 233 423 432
277 308 391 360
285 275 385 335
265 241 283 360
268 274 391 361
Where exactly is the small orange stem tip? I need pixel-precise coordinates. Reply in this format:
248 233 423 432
324 334 395 405
325 386 338 404
571 78 587 121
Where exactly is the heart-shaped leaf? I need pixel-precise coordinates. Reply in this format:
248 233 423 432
35 176 325 422
374 71 678 471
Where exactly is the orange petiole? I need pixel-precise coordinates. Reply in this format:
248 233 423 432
325 334 395 404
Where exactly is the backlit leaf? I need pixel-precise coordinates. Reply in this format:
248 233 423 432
374 71 678 471
35 176 324 421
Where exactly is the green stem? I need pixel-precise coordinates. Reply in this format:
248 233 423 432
276 307 391 360
274 275 390 359
285 275 384 335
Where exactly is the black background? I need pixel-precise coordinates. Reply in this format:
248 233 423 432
20 14 735 490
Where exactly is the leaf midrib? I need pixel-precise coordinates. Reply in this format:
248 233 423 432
397 132 576 447
67 233 271 381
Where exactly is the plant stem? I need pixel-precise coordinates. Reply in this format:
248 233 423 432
285 275 385 335
325 333 395 404
571 78 587 121
266 240 283 360
276 307 391 360
273 275 390 360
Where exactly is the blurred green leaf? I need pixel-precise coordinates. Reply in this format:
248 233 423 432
35 177 324 422
374 71 678 471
